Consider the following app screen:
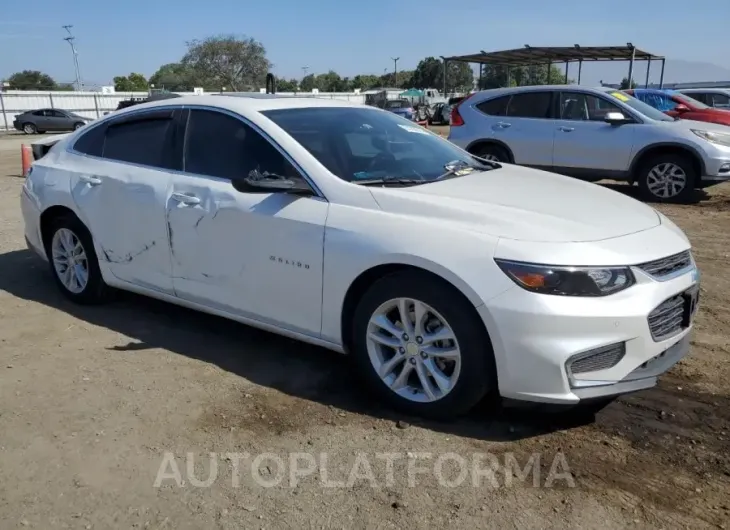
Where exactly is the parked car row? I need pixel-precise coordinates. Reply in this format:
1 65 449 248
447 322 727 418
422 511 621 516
22 93 700 419
447 85 730 203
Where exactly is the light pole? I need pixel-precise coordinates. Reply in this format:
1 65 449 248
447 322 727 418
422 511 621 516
62 25 82 91
391 57 400 87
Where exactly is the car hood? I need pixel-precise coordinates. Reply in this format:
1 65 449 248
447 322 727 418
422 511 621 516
368 165 661 243
659 117 730 132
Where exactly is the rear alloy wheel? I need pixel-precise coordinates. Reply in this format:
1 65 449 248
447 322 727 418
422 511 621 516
638 154 696 203
73 122 85 130
23 123 37 135
45 214 110 304
352 271 495 419
473 144 509 163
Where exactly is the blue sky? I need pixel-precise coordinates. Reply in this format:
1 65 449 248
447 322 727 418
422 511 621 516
1 0 728 87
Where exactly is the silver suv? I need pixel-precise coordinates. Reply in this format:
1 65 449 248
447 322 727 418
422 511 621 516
448 85 730 203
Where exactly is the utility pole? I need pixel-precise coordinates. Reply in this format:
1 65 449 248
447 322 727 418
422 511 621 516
62 25 82 91
301 66 309 79
391 57 400 87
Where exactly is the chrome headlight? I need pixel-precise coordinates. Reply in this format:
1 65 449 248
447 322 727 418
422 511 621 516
691 129 730 148
495 259 635 297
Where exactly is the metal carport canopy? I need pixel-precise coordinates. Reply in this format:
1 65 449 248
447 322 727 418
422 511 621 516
441 45 666 91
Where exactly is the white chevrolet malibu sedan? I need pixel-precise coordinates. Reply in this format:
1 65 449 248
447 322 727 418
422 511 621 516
21 94 700 419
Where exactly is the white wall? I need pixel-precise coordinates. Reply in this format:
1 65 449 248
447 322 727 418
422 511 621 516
0 90 368 130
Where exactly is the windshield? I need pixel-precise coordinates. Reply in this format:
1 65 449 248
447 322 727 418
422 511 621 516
262 107 493 183
674 92 710 109
601 89 674 121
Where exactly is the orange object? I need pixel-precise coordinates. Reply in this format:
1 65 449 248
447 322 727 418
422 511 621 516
21 144 33 177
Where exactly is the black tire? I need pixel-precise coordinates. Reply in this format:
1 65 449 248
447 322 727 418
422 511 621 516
73 122 85 130
351 270 496 419
22 123 37 135
637 153 696 204
44 213 110 304
472 143 510 163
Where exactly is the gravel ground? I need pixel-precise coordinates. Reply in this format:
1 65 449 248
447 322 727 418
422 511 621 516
0 133 728 529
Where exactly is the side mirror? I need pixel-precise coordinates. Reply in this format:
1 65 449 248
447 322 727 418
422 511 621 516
675 104 690 113
604 112 629 125
231 171 313 195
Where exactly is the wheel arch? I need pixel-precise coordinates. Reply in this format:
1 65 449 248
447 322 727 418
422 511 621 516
629 142 705 184
339 257 488 355
465 139 515 163
39 205 81 250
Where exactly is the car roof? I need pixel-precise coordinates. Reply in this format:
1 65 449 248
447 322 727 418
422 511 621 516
679 88 730 93
111 94 365 114
630 88 677 95
471 85 614 99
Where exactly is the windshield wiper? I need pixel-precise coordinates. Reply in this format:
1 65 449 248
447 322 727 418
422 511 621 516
435 159 496 181
353 176 427 187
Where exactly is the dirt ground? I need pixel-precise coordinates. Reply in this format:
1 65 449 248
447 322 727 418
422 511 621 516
0 132 728 529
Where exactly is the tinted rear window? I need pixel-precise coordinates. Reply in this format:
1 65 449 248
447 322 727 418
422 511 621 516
476 96 509 116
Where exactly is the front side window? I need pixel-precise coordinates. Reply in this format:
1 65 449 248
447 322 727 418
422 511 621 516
262 106 495 184
505 92 552 119
183 109 300 182
600 89 673 121
674 93 709 109
559 92 624 121
711 93 730 107
32 110 50 117
103 117 175 168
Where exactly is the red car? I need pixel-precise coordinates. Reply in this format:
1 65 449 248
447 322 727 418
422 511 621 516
625 88 730 126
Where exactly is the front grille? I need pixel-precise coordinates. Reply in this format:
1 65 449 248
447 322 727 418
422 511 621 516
648 294 685 341
638 250 692 279
568 343 626 374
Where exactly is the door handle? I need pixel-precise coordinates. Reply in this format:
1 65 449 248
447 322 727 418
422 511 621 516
80 175 102 186
495 122 512 128
558 126 575 132
171 192 201 205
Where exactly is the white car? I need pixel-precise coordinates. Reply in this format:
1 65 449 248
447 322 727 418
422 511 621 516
21 95 700 418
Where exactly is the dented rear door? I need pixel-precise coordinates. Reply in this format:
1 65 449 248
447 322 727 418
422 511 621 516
69 108 178 294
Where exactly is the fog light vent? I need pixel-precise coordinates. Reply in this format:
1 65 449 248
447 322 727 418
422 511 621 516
568 343 626 375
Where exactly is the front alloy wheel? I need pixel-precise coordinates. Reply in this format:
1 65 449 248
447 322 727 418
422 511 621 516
646 162 687 199
351 271 496 419
638 154 696 203
367 298 461 403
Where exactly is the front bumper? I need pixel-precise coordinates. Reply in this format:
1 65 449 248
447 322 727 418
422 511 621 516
701 144 730 182
479 256 698 405
13 120 21 131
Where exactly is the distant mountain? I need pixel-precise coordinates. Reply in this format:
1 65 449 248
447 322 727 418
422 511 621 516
577 59 730 86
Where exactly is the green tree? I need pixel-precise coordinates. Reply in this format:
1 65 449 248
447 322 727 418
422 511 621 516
411 57 473 92
478 64 572 89
350 74 380 91
299 74 317 92
113 72 149 92
411 57 443 89
6 70 57 90
182 34 271 91
276 78 299 92
619 76 638 89
149 63 195 91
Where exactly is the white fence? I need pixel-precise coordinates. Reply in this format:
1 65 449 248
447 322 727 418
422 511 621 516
0 90 369 131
